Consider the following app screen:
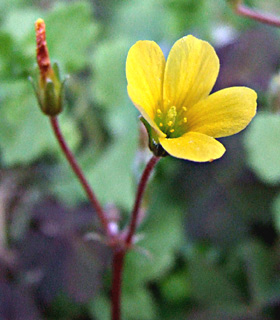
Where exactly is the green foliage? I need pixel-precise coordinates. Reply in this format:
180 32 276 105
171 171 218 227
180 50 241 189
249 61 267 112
92 39 130 108
272 194 280 234
244 112 280 184
1 0 280 319
0 1 96 166
237 241 275 306
0 81 80 165
122 288 157 320
51 105 138 209
43 2 98 72
187 246 242 307
160 269 191 303
123 199 184 288
109 0 175 41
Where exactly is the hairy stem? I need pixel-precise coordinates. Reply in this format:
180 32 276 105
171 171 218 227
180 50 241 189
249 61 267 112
50 116 110 234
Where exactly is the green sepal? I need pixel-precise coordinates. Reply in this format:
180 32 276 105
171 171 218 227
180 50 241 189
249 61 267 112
140 116 168 157
44 79 63 116
29 63 67 117
28 75 43 110
52 62 61 82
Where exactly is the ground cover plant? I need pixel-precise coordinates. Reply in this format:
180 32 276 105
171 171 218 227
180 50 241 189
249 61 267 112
1 0 280 319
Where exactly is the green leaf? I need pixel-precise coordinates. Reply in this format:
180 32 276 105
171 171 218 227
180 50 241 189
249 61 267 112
87 128 137 209
52 104 138 209
123 287 157 320
2 8 40 42
237 240 274 306
89 287 156 320
88 294 110 320
123 198 184 288
273 193 280 234
91 38 130 108
44 1 98 72
188 248 242 307
0 31 32 78
243 112 280 184
160 269 191 303
0 81 80 165
110 0 175 40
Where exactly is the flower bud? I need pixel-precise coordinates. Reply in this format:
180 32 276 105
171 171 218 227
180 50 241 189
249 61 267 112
30 18 66 116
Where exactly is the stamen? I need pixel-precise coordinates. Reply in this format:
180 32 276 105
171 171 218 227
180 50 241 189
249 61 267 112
159 123 163 127
182 106 187 111
183 117 187 123
157 109 162 114
170 129 175 133
167 106 177 120
166 106 177 129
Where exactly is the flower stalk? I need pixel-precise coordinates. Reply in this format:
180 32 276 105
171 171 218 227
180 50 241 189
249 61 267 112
111 250 125 320
32 19 110 236
50 116 111 235
111 155 160 320
125 155 160 246
233 2 280 27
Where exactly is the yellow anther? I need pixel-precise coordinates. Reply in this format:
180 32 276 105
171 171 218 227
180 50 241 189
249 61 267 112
157 109 162 114
170 129 175 133
182 106 187 111
167 121 173 127
159 122 163 127
183 117 187 123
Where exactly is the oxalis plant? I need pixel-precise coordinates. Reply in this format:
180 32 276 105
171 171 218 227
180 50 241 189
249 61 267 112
30 14 259 320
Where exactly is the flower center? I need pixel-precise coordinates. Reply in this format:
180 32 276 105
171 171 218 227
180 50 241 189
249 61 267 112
156 105 187 138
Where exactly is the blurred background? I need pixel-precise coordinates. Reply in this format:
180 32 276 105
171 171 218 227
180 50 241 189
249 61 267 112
1 0 280 319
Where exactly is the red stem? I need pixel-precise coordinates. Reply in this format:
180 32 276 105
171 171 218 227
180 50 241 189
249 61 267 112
50 117 159 320
50 116 110 234
125 155 160 246
111 250 125 320
235 4 280 27
110 155 160 320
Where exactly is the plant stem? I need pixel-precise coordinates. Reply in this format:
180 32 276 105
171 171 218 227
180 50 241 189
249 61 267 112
125 155 160 246
110 155 159 320
50 116 110 235
235 3 280 27
50 119 159 320
111 250 125 320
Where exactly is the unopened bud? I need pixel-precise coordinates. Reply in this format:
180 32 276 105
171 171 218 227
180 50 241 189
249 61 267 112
30 18 67 116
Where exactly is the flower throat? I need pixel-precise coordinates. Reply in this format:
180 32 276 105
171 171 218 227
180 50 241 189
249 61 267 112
155 105 187 138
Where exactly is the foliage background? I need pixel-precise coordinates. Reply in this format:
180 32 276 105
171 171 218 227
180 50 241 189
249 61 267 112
1 0 280 319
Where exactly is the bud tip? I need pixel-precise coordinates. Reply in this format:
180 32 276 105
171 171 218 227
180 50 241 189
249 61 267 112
35 17 52 81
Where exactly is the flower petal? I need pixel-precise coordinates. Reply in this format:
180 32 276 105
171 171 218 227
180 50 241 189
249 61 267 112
159 132 225 162
163 35 219 112
126 40 166 136
187 87 257 138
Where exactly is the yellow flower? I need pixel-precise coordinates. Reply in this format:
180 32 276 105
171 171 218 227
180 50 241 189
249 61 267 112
126 35 257 162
